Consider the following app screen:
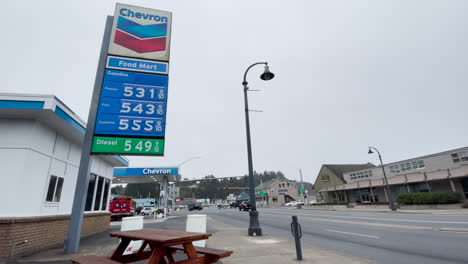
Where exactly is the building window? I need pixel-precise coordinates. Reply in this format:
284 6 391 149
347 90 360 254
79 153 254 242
452 152 468 163
85 174 97 211
322 175 330 182
395 185 408 195
350 170 373 180
272 197 278 203
390 160 425 173
45 176 64 202
101 179 111 210
86 175 111 211
94 177 105 211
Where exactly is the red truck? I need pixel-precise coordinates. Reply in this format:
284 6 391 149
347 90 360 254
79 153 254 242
109 197 136 220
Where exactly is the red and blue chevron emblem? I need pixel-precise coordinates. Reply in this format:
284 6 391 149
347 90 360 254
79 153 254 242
114 16 167 53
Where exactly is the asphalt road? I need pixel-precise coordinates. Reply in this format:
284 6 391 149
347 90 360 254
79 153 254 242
192 206 468 264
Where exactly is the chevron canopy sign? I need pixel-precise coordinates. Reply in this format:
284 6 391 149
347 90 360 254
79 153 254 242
108 3 172 61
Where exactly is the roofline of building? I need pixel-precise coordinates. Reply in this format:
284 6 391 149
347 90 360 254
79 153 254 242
0 93 129 167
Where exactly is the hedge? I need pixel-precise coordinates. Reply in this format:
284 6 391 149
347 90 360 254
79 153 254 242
396 191 461 205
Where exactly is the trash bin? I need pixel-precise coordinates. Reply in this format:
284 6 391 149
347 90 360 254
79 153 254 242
186 214 206 247
296 204 302 209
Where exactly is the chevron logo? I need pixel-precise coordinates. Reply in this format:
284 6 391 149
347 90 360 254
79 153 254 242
114 16 167 53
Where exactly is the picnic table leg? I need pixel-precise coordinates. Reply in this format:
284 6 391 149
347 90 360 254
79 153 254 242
165 248 175 263
182 243 199 259
147 247 166 264
110 238 131 261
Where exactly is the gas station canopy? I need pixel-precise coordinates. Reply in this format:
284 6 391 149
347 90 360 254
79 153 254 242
113 167 179 184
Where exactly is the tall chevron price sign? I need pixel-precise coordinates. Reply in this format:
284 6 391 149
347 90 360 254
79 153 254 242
91 3 172 156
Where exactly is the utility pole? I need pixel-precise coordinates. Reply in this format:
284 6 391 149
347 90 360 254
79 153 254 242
299 169 306 204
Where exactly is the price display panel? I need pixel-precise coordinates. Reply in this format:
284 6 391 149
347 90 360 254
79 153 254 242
91 69 169 155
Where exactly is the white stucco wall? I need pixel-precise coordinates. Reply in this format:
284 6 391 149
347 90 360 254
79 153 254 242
0 119 115 217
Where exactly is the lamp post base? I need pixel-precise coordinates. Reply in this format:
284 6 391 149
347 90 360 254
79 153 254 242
248 211 262 236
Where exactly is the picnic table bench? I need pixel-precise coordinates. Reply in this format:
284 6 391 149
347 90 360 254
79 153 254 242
71 228 233 264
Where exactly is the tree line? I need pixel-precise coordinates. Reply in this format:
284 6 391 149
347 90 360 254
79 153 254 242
111 170 313 201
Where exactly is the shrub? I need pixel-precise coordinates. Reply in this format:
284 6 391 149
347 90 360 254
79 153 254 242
396 191 461 205
396 194 411 205
156 208 165 214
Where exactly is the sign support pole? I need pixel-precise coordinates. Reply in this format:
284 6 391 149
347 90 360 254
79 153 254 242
65 16 114 253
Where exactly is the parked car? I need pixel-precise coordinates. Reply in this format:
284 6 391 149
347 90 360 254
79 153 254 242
239 201 251 211
188 204 203 211
308 200 319 205
230 201 241 208
296 200 305 206
140 207 156 215
285 201 298 207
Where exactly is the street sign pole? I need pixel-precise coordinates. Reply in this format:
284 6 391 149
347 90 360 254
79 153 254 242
64 16 113 253
299 169 306 204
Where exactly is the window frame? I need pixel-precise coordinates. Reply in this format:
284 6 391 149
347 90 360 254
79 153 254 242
45 175 64 203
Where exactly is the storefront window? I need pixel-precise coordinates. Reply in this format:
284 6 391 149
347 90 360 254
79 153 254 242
94 177 104 211
85 174 96 211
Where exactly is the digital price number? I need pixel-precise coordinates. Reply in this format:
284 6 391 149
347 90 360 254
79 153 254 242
102 81 167 101
98 97 165 117
92 136 164 155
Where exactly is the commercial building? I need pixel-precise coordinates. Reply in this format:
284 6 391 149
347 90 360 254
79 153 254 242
314 147 468 204
0 94 128 257
255 178 299 205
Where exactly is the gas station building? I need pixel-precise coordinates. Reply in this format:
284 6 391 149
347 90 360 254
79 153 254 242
0 94 128 257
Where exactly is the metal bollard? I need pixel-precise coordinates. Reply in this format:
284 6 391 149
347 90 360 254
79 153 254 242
290 215 303 261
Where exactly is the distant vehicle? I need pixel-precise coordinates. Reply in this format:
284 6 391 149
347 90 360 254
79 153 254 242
188 204 203 211
109 197 136 220
285 201 298 207
308 200 319 205
296 200 305 206
239 201 251 211
140 207 156 215
217 204 229 209
230 202 240 208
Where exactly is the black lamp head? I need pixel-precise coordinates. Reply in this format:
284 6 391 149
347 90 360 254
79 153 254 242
368 148 374 154
260 65 275 81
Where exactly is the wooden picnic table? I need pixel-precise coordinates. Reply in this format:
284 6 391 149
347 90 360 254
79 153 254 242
108 228 215 264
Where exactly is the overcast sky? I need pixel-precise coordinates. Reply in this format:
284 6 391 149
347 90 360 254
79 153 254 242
2 0 468 184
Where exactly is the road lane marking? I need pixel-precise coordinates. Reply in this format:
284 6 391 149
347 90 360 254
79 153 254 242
259 210 468 225
326 229 380 238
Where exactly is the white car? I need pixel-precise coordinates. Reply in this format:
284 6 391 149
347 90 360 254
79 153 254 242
308 200 319 205
296 200 305 206
140 207 156 215
285 201 298 207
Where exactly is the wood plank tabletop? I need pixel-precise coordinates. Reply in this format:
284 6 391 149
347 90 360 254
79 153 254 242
109 229 211 244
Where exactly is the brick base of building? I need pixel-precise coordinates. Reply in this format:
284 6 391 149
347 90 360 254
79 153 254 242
0 212 110 257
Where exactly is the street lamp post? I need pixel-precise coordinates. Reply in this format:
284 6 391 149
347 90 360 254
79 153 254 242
368 147 396 211
242 62 275 236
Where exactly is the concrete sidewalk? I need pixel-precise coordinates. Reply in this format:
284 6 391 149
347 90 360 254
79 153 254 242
206 228 374 264
5 215 374 264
